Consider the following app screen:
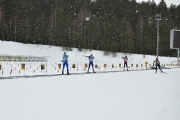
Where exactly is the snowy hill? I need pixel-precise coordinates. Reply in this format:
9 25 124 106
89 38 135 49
0 40 177 65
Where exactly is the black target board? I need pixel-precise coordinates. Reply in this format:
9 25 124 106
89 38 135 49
170 29 180 49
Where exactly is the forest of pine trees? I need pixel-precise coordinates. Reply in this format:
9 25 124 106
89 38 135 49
0 0 180 57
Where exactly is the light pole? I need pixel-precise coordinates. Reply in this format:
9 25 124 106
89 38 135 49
178 48 180 66
155 14 162 59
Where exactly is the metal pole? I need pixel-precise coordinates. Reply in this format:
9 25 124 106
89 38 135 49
141 18 142 53
178 48 180 66
0 63 1 77
155 14 161 59
157 20 159 58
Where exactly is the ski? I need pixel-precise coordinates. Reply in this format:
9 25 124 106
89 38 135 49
160 71 168 74
87 72 96 74
61 73 71 75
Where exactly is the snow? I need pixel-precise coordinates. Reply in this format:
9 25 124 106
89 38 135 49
0 40 178 63
0 69 180 120
0 40 180 120
136 0 180 7
85 17 90 21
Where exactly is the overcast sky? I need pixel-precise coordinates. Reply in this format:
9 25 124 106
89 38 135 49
136 0 180 6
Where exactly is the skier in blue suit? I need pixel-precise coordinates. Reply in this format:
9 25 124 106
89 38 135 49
86 54 96 73
62 52 69 74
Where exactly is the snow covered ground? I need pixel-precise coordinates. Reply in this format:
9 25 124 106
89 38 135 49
0 40 180 120
0 68 180 120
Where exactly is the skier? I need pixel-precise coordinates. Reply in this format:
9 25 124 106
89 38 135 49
62 52 69 74
122 56 128 71
86 54 96 73
153 58 162 73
